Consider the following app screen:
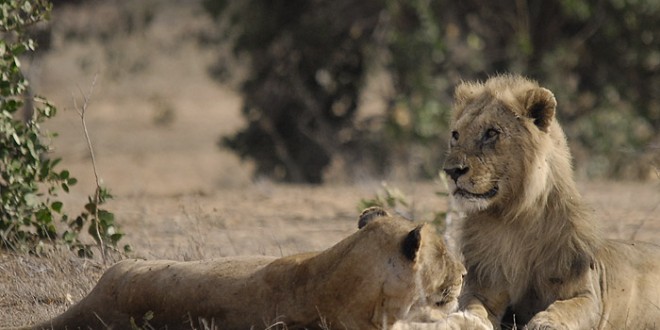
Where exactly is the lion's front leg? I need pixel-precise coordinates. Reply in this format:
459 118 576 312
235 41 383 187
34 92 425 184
390 307 493 330
459 278 510 330
446 310 494 330
526 293 601 330
459 296 503 330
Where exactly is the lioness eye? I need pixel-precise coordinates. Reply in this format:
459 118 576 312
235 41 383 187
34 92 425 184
451 131 459 141
483 128 499 143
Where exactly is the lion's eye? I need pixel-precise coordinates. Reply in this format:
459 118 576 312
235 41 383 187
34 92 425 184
451 131 459 141
482 128 499 143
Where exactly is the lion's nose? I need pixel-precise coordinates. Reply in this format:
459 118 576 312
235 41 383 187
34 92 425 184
444 166 469 182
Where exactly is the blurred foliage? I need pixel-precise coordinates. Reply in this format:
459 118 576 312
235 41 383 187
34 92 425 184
0 0 125 257
205 0 383 183
207 0 659 182
357 174 454 234
358 182 409 213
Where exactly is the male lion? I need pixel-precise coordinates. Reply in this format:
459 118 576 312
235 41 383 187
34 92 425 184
443 74 660 329
15 207 465 330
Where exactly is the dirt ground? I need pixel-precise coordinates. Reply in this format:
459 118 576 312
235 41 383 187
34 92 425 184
1 2 659 327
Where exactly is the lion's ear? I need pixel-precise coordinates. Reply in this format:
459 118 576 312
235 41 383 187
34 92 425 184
358 207 390 229
401 225 423 262
523 87 557 132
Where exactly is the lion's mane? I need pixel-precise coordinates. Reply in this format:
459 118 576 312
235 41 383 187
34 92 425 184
444 74 660 329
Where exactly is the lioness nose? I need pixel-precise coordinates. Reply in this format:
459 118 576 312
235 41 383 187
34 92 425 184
444 166 469 182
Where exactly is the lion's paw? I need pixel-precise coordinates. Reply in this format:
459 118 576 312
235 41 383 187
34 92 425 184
445 311 493 330
525 311 568 330
391 311 492 330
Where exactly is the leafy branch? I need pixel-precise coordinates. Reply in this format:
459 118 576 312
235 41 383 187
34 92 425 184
63 75 128 261
0 0 126 258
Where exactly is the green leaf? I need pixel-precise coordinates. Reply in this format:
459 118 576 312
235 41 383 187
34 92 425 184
110 233 123 243
22 1 33 14
84 202 96 214
98 210 115 224
50 158 61 168
62 231 76 243
51 201 63 213
78 247 93 258
13 44 26 56
76 215 85 228
35 208 52 224
88 220 101 241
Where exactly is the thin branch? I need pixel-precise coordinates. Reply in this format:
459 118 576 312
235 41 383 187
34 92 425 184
72 73 106 263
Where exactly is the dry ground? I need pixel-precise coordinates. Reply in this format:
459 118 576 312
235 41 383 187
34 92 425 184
1 1 659 327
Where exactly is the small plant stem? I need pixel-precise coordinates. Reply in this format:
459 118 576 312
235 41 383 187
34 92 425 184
74 74 106 263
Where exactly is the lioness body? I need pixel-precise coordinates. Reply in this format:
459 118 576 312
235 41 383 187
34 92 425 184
444 75 660 329
26 209 465 330
37 257 279 329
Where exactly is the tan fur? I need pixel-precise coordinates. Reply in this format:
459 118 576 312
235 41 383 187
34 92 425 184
444 74 660 329
21 208 465 330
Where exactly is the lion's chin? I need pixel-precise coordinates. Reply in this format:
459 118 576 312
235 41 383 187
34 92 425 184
451 186 498 213
454 186 499 199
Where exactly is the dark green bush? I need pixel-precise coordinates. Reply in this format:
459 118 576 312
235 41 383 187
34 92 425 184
207 0 659 182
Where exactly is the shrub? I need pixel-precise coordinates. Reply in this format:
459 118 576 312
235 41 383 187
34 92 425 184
205 0 659 181
0 0 125 258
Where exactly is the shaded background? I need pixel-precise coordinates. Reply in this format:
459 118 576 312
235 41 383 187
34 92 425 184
206 0 660 183
28 0 660 186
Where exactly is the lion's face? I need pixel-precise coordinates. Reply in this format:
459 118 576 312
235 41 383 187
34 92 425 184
443 76 558 214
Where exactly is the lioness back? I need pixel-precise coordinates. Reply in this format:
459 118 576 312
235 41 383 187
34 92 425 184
34 256 278 329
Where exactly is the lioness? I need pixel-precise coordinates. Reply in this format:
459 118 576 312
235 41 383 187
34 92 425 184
17 207 464 330
443 74 660 329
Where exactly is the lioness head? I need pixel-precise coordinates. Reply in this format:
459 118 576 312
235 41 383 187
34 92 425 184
443 75 568 215
358 207 465 322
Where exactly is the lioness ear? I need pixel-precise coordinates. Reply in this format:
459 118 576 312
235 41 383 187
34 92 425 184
523 87 557 132
401 226 423 262
358 206 390 229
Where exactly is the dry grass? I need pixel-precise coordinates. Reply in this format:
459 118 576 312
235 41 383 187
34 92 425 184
0 248 110 326
0 181 657 328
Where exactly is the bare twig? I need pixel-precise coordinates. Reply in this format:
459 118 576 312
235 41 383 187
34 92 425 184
72 74 106 263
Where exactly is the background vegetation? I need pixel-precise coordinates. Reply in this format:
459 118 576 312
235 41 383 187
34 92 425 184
0 0 124 257
204 0 659 183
